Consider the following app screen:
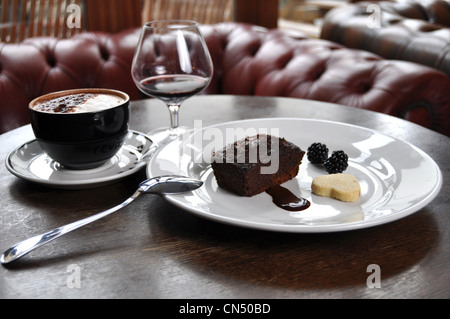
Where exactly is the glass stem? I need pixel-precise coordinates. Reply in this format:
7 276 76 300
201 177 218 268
168 104 181 133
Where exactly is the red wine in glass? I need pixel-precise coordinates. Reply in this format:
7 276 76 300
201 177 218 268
131 20 213 146
139 74 210 104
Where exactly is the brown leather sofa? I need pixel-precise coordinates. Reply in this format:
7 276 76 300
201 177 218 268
1 22 449 136
321 0 450 76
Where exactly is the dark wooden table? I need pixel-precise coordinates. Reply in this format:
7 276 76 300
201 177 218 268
0 95 448 299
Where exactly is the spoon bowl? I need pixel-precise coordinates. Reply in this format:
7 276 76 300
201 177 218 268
1 175 202 265
138 175 203 194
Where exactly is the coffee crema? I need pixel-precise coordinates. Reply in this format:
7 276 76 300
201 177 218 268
31 93 125 113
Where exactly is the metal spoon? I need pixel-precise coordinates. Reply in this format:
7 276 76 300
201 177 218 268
1 175 202 265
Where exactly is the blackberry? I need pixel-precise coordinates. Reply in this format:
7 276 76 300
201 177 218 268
324 150 348 174
307 143 329 164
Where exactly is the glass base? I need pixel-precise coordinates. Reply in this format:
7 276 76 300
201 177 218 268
147 126 192 147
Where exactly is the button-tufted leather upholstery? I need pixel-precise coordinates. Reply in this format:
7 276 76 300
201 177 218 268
1 22 449 136
321 0 450 77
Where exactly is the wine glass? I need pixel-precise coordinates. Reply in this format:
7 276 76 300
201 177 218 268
131 20 213 146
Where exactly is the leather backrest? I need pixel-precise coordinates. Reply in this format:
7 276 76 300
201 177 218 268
1 23 449 136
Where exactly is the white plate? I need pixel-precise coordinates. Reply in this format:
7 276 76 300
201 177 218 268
6 130 157 189
147 118 442 233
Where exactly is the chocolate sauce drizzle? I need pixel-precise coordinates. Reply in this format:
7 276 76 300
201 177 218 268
266 185 310 211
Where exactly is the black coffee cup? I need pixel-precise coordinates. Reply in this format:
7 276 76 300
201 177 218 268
29 88 130 170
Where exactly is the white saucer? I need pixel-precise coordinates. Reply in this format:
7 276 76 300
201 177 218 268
147 118 442 233
6 130 158 189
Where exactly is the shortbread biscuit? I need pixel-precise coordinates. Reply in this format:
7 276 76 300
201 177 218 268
311 174 360 202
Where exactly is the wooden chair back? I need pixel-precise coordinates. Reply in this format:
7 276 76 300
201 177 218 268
1 0 85 43
84 0 143 33
1 0 277 42
142 0 234 24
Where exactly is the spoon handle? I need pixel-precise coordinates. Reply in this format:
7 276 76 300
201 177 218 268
1 190 141 265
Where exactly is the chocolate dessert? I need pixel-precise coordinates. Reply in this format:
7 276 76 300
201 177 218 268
211 134 305 197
